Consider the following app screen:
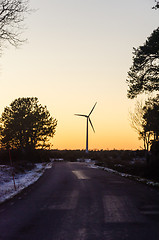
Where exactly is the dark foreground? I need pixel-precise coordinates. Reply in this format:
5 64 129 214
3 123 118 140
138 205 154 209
0 162 159 240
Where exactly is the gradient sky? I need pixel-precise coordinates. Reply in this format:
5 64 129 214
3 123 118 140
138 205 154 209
0 0 159 150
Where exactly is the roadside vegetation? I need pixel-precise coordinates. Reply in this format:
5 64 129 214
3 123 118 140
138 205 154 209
49 149 159 182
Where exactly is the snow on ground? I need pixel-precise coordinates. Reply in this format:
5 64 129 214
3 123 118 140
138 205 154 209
1 159 159 205
0 162 53 204
87 162 159 188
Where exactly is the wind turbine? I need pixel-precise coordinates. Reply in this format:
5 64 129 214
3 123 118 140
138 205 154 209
75 102 97 153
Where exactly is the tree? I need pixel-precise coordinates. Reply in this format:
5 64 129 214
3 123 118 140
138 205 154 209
130 96 159 151
0 0 30 53
127 27 159 99
129 101 153 151
143 95 159 141
0 97 57 150
152 1 159 9
144 95 159 166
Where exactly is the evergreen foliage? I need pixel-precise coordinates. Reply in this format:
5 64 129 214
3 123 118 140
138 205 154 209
0 97 57 150
127 27 159 98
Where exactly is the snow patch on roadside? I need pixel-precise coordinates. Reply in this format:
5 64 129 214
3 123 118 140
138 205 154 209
0 162 53 204
87 162 159 188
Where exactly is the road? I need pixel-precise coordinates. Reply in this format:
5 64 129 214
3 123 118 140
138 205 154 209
0 162 159 240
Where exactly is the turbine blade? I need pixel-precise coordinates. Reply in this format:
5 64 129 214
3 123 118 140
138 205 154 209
89 102 97 116
89 118 95 132
75 114 87 117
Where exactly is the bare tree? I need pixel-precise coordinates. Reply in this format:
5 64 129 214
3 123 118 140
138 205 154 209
129 101 153 151
129 101 144 135
152 0 159 9
0 0 29 52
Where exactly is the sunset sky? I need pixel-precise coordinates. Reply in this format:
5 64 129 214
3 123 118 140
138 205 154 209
0 0 159 150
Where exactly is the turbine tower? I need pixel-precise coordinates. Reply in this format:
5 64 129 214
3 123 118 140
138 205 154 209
75 102 97 153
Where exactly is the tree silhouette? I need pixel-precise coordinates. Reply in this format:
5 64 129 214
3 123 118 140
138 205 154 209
127 27 159 98
152 1 159 9
129 96 159 150
129 101 152 151
0 97 57 150
0 0 30 53
143 95 159 141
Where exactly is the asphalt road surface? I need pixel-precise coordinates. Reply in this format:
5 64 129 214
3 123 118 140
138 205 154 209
0 162 159 240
